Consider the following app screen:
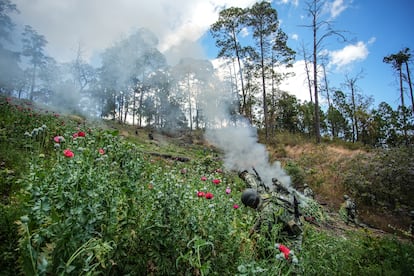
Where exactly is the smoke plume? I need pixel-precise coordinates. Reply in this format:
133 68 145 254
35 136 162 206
203 84 292 189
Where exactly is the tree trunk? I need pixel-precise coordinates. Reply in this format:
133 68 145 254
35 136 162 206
302 43 313 103
260 36 268 142
404 61 414 113
399 66 408 141
322 63 334 137
350 82 357 142
233 29 246 115
187 74 193 132
313 17 321 143
29 64 37 101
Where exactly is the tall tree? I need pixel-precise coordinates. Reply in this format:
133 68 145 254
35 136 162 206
21 25 48 100
71 43 97 94
210 7 247 114
300 41 313 103
0 0 22 94
332 90 352 141
0 0 17 42
321 58 333 136
99 28 166 124
401 48 414 113
303 0 346 143
245 1 293 141
384 48 413 113
172 58 214 131
343 71 364 142
383 48 412 141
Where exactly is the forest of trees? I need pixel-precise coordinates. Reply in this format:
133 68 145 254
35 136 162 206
1 0 413 147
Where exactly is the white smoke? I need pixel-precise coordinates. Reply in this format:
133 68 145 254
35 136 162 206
203 83 292 189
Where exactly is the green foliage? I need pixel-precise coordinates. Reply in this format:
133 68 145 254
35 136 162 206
283 161 305 188
302 227 414 275
0 204 23 275
1 96 414 275
343 147 414 210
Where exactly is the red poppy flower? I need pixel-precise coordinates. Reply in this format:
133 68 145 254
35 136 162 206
197 191 205 197
233 204 239 209
63 149 74 158
78 131 86 137
205 192 214 199
276 244 291 259
98 148 105 155
212 179 221 185
200 176 207 181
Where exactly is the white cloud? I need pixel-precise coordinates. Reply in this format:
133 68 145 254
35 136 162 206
328 0 348 18
291 33 299 40
240 27 250 38
368 37 376 44
279 60 312 102
277 0 299 6
11 0 257 64
329 41 369 69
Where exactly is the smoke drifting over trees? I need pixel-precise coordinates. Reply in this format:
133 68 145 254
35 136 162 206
0 0 412 149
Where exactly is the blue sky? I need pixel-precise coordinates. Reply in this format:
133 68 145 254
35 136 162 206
201 0 414 109
10 0 414 110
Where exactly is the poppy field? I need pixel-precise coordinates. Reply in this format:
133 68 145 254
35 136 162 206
1 96 414 275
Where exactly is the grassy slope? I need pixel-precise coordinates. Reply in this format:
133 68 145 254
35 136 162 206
1 96 413 275
109 119 411 239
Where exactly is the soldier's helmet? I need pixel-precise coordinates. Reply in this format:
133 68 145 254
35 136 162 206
343 195 349 200
241 189 260 208
239 170 248 180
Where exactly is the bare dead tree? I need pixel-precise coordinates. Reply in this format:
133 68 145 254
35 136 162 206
302 0 347 143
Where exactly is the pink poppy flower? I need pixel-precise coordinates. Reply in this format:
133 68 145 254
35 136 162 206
226 187 231 194
98 148 105 155
53 136 65 143
200 176 207 181
63 149 74 158
205 192 214 199
233 204 239 209
197 191 205 197
215 168 223 173
212 179 221 185
72 133 78 138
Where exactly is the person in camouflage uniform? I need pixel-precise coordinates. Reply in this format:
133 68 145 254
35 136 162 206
303 183 315 199
343 195 357 225
240 171 303 254
239 170 268 194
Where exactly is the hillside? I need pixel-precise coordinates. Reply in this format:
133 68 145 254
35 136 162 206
108 122 411 239
1 96 413 275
